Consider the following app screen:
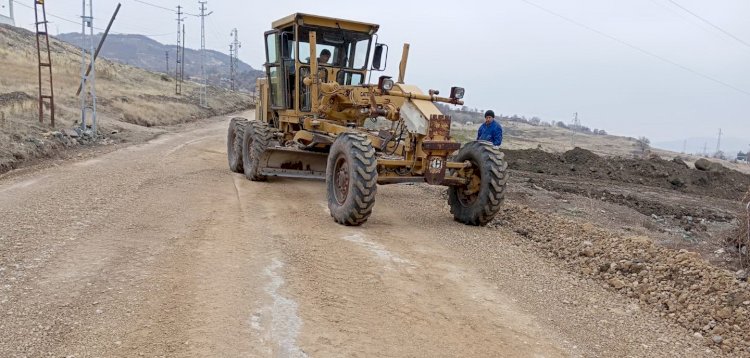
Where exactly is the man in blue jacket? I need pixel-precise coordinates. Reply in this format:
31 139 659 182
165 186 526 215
477 110 503 146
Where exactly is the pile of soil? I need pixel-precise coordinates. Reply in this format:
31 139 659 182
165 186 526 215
528 177 735 222
505 147 750 201
493 205 750 354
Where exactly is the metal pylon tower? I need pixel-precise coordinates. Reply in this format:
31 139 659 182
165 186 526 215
79 0 97 133
34 0 55 126
181 24 185 83
175 5 184 95
198 1 212 107
230 28 240 91
229 43 234 89
716 128 723 154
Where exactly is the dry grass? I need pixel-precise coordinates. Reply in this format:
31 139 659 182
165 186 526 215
726 188 750 269
0 24 252 173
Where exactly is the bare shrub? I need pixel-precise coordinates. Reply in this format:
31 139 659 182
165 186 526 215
742 189 750 268
122 113 152 127
729 188 750 269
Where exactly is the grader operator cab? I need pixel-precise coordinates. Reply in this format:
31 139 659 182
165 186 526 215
227 13 508 226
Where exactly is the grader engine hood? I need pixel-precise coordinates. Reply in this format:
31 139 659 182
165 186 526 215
394 84 443 136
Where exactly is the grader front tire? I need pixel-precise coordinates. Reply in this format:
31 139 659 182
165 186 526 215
448 141 508 226
227 117 248 173
326 133 378 226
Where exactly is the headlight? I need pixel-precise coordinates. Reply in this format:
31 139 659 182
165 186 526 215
382 78 394 91
450 87 465 99
378 76 394 91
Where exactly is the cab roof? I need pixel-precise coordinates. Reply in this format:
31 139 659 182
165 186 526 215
272 13 380 34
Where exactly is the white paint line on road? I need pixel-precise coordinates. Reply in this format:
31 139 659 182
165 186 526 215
342 233 416 268
263 258 308 358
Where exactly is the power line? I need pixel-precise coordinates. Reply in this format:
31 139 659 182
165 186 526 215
130 0 174 13
518 0 750 97
648 0 721 39
129 0 199 16
13 0 80 26
665 0 750 50
13 0 168 37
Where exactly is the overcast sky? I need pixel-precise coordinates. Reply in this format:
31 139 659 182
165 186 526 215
9 0 750 145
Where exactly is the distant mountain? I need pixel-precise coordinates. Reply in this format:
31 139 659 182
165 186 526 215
654 137 750 158
56 33 264 92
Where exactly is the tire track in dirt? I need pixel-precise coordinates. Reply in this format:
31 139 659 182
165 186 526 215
237 178 567 357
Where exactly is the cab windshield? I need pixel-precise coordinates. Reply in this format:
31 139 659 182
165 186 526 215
297 27 371 70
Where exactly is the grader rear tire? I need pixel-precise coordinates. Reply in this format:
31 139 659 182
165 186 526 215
448 141 508 226
227 117 248 173
326 133 377 226
241 119 272 181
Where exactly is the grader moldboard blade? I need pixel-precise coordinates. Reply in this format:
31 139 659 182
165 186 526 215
258 147 328 180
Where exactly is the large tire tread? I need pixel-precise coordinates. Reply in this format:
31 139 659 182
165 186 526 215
326 133 377 226
448 141 508 226
227 117 248 173
242 119 273 181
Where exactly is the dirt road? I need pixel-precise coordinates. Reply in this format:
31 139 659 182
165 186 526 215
0 113 712 357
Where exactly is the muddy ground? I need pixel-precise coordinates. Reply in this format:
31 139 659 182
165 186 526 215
504 147 750 271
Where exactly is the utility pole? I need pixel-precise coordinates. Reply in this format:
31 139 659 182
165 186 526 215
79 0 97 133
198 1 213 108
682 139 687 154
572 112 581 130
716 128 722 154
229 43 234 89
703 142 708 157
570 112 579 148
175 5 185 95
165 50 169 73
230 28 240 91
181 24 186 84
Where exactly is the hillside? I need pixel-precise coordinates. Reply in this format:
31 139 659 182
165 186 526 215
0 24 252 174
655 137 750 160
440 106 750 175
56 33 264 92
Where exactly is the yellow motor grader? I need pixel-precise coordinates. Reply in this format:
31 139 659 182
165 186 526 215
227 13 507 226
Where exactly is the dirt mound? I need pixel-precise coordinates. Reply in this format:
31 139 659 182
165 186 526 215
529 178 735 222
562 147 601 165
505 148 750 201
493 205 750 354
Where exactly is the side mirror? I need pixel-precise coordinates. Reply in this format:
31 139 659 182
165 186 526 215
371 43 388 71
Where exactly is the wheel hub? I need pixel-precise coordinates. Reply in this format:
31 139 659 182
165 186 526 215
457 166 481 207
334 156 349 204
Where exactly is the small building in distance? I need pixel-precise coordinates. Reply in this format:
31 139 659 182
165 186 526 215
737 151 748 162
